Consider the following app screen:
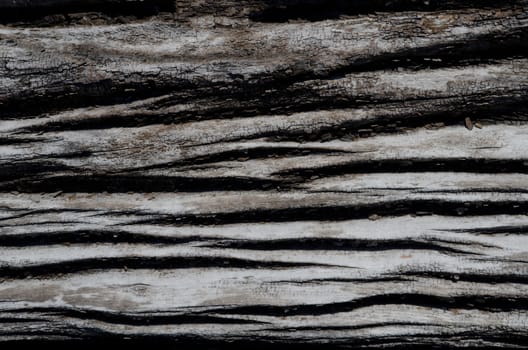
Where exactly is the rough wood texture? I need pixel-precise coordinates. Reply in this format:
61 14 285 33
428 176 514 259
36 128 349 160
1 0 528 347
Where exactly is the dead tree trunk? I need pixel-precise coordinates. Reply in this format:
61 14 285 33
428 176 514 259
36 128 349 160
0 0 528 347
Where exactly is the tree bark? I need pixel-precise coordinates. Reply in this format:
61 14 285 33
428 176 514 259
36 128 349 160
0 0 527 347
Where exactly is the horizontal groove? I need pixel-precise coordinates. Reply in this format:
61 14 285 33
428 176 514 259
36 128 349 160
0 257 326 279
250 0 524 22
0 230 205 247
270 98 528 143
3 304 527 346
0 162 72 183
415 188 528 194
266 277 411 284
133 147 343 171
277 159 528 180
208 293 528 316
21 95 528 141
0 209 94 222
0 0 523 26
255 92 528 136
447 225 528 235
5 307 266 326
0 137 44 146
0 0 175 25
0 317 44 323
0 175 284 193
401 271 528 284
0 79 194 120
2 158 528 193
2 334 528 349
4 36 528 122
0 220 86 228
259 321 442 332
205 238 478 255
134 200 528 226
0 233 501 254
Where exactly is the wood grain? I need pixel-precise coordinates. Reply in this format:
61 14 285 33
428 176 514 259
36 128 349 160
0 0 527 347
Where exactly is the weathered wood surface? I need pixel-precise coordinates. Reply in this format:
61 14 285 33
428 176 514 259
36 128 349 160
1 0 528 347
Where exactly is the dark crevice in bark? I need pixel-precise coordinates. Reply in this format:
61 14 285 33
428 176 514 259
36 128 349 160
0 221 87 228
204 238 479 255
0 0 175 25
3 334 528 349
0 258 318 279
447 225 528 235
0 137 44 145
0 209 93 222
277 159 528 180
3 307 267 325
1 0 524 26
9 87 526 135
327 30 528 75
0 162 71 182
250 0 524 22
126 147 344 172
267 277 411 284
17 95 528 141
258 322 456 332
316 188 528 195
268 99 528 143
4 32 528 122
400 271 528 284
0 317 45 323
1 158 527 193
0 257 326 279
0 175 284 193
0 79 193 120
133 201 528 227
207 293 528 316
417 188 528 194
0 230 208 247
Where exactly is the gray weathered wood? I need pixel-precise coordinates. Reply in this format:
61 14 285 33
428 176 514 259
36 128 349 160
0 0 527 347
